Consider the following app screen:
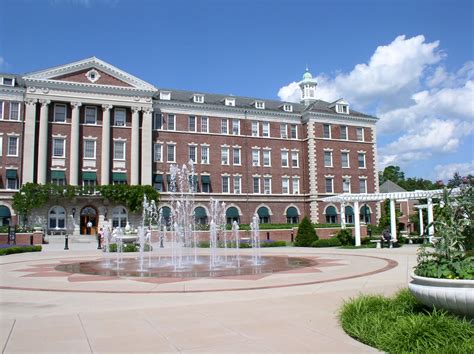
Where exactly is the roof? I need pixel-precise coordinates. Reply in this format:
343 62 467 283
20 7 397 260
321 188 455 203
380 180 407 193
307 100 376 119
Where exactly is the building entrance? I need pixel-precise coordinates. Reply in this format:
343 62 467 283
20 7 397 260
80 206 98 235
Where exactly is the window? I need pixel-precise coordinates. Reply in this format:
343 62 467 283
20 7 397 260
255 101 265 109
0 101 3 119
264 177 272 194
281 151 289 167
222 176 230 193
154 177 163 192
85 106 97 124
358 153 366 168
233 147 241 165
324 151 333 167
253 177 260 193
1 77 14 86
292 178 300 194
225 98 235 106
153 113 163 130
252 149 260 166
159 91 171 100
189 145 197 163
340 125 348 140
263 150 271 167
54 104 66 122
251 121 259 136
188 116 196 132
114 108 126 126
201 146 209 164
359 178 367 193
201 177 211 193
112 207 128 228
323 124 331 139
290 124 297 139
167 144 175 162
257 207 270 224
291 152 299 168
356 127 364 141
280 124 288 138
283 104 293 112
9 102 20 120
286 207 299 224
83 140 96 159
193 94 204 103
233 176 241 194
113 141 125 160
336 104 348 114
262 122 270 137
52 138 65 157
7 176 18 190
221 147 229 165
221 119 228 134
232 120 240 135
201 116 208 133
325 206 338 224
343 178 351 193
7 136 18 156
325 177 334 193
167 114 175 131
282 177 289 194
51 171 66 186
341 152 350 168
49 206 66 229
153 143 163 162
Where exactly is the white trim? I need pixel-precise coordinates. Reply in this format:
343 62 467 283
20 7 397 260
113 140 126 160
53 103 67 122
83 139 96 159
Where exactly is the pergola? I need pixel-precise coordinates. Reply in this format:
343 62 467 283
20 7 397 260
321 189 451 246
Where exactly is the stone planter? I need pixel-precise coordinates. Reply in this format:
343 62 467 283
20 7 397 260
409 273 474 318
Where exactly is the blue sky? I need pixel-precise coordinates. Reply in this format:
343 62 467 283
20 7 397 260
1 0 472 182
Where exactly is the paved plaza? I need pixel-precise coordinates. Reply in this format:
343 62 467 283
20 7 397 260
0 243 419 353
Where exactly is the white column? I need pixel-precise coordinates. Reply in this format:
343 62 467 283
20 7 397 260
427 198 434 241
141 108 153 185
131 107 141 185
390 199 397 241
22 98 37 183
70 102 81 185
354 200 361 246
418 208 424 236
340 203 346 229
101 104 112 185
37 100 50 184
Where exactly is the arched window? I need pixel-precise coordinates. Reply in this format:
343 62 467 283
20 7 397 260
325 206 338 224
112 207 127 228
226 207 240 224
159 207 172 227
360 205 371 224
257 206 270 224
286 207 299 224
49 206 66 229
194 207 208 225
345 206 354 224
0 205 12 226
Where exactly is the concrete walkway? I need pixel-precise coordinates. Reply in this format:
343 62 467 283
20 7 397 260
0 244 419 353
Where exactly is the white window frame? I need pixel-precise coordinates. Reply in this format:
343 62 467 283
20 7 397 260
222 176 230 193
325 177 334 193
356 127 365 141
7 136 19 156
153 143 163 162
343 177 351 193
221 147 229 165
193 94 204 103
263 150 271 167
358 153 366 169
1 77 14 86
292 178 300 195
153 113 163 130
232 119 240 135
233 176 241 194
324 151 333 167
262 122 270 137
263 177 272 194
225 97 235 106
114 108 126 127
291 151 299 168
283 104 293 112
233 147 241 165
282 177 290 194
159 91 171 100
188 116 196 132
290 124 298 139
323 124 331 139
9 102 20 121
83 139 96 159
341 152 350 168
188 145 197 163
84 106 97 125
255 101 265 109
281 150 289 168
0 101 3 119
167 114 175 131
221 119 228 134
201 145 210 164
167 144 176 162
280 124 288 138
113 141 125 160
54 103 67 123
252 149 260 166
359 178 367 194
201 116 208 133
340 125 348 140
251 121 259 137
253 177 261 194
52 138 66 158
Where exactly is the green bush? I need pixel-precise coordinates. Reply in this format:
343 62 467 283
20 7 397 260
0 225 34 233
339 289 474 353
197 240 286 248
311 237 342 247
261 240 287 247
294 217 318 247
0 245 42 256
106 243 152 252
336 229 353 245
339 243 377 249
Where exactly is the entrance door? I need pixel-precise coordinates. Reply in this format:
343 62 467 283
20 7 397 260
80 206 98 235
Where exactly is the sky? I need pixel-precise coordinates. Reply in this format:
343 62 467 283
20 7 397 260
0 0 472 182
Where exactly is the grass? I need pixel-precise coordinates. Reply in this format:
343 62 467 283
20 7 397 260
339 243 376 249
339 289 474 353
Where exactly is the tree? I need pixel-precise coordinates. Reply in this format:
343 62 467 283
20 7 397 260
380 166 405 185
294 216 318 247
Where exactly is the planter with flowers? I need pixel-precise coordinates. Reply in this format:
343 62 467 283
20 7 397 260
408 186 474 318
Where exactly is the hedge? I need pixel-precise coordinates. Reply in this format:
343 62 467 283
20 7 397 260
311 237 342 247
0 245 42 256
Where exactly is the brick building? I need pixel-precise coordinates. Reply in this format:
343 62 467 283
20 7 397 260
0 57 379 234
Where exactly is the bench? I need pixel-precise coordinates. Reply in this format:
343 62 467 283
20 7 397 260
370 240 381 249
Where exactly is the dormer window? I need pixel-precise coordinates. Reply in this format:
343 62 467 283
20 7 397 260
193 94 204 103
283 104 293 112
1 77 14 86
255 101 265 109
225 98 235 106
336 104 349 114
160 91 171 100
85 69 101 83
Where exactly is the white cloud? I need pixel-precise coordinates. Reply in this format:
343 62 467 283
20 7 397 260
434 161 474 181
277 82 300 103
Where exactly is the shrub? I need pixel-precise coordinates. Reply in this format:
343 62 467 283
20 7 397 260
106 243 152 252
0 245 42 256
261 240 287 247
294 217 318 247
336 229 353 245
311 237 342 247
339 289 474 353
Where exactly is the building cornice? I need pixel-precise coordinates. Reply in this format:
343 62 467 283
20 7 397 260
302 110 378 125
